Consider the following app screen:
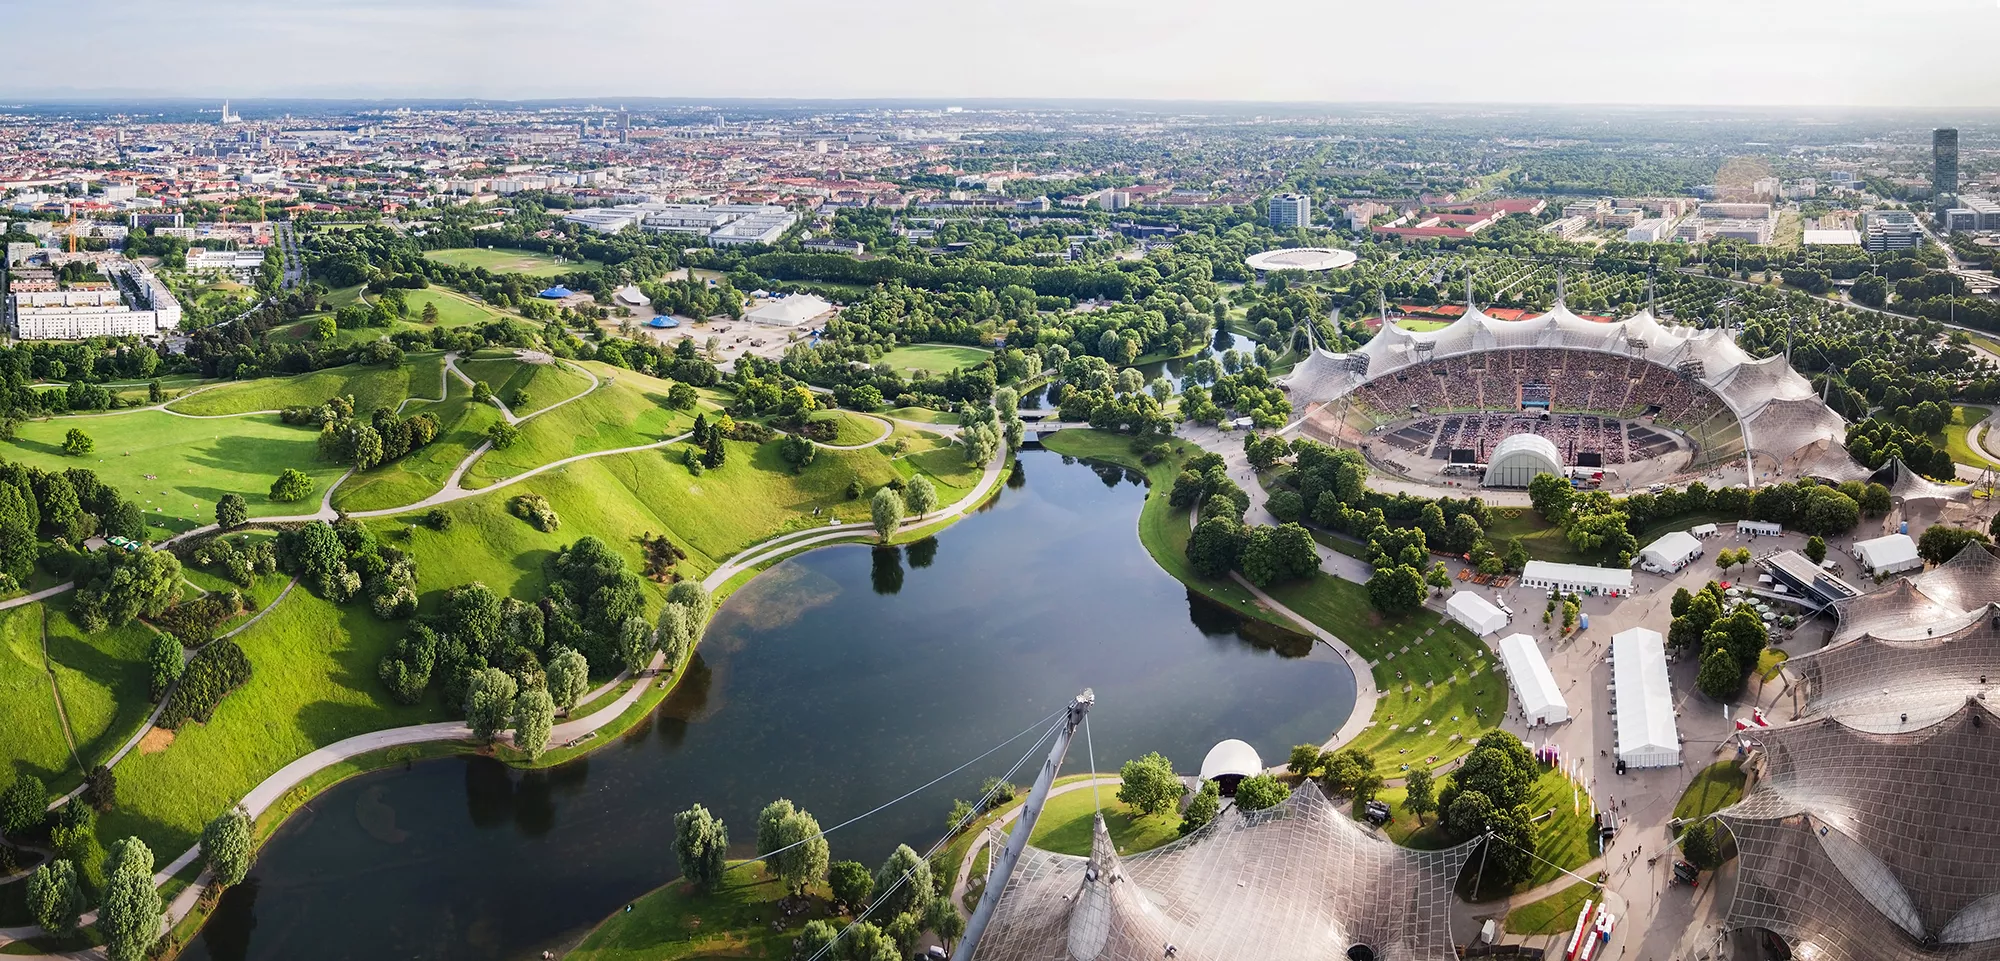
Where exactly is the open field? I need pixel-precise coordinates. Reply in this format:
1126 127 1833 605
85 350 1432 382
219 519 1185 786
457 368 719 489
877 343 992 374
0 605 74 787
1939 404 1998 471
565 862 822 961
3 411 352 530
1674 760 1747 822
1027 784 1180 857
45 609 158 772
399 287 508 328
422 247 597 277
1485 508 1590 564
167 355 446 416
97 589 448 856
456 352 595 417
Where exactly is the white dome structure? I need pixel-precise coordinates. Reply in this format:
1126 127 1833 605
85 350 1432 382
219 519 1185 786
1199 739 1264 794
1244 247 1358 273
1482 433 1564 488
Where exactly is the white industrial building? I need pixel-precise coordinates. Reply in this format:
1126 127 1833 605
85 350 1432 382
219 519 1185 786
745 294 835 328
1520 560 1633 597
1638 530 1704 574
1482 433 1565 488
1854 533 1924 577
1737 520 1782 537
1496 633 1570 725
185 247 266 274
8 260 182 339
1446 591 1508 637
1611 627 1681 768
562 202 796 246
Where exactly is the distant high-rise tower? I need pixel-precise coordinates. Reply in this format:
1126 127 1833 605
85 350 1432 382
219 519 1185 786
1268 193 1312 230
219 99 240 125
1934 128 1959 211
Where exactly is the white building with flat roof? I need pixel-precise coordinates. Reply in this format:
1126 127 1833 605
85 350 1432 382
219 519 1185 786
1520 560 1633 597
1611 627 1681 768
8 259 181 339
1496 633 1570 725
1446 591 1507 637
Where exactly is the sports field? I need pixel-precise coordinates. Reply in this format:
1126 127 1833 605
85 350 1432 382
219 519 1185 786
423 247 597 277
877 343 992 374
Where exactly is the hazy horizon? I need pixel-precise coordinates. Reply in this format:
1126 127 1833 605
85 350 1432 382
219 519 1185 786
8 0 2000 108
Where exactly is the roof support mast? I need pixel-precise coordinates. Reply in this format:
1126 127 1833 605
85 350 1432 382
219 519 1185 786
954 689 1095 961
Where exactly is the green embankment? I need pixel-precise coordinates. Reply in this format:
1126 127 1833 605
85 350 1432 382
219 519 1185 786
565 862 816 961
457 368 718 489
167 355 446 416
1027 785 1180 857
455 352 594 417
0 606 74 787
1674 760 1747 822
332 373 502 512
422 247 595 277
877 343 992 374
44 608 159 771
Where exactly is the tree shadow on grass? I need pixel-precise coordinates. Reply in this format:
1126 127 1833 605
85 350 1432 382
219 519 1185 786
8 436 67 458
182 431 324 477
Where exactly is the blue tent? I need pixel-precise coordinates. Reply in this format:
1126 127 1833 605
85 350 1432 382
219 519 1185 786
647 317 681 329
538 285 573 299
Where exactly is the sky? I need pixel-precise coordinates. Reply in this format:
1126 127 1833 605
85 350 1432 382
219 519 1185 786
6 0 2000 107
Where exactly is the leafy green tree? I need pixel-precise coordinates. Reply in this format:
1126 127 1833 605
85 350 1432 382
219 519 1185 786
1186 514 1245 578
215 493 248 530
269 468 314 502
927 895 966 951
1178 780 1220 836
60 427 92 457
512 687 555 760
544 646 589 711
100 836 162 961
1404 767 1437 824
471 380 492 403
1804 535 1827 565
829 859 873 912
839 921 900 961
1 774 48 835
25 859 83 936
796 919 839 957
1443 789 1495 841
1670 587 1693 619
904 474 938 518
1233 773 1290 811
1117 752 1182 816
463 667 518 740
201 807 252 888
756 799 830 897
870 487 904 542
673 804 729 891
778 432 816 471
38 474 84 542
486 422 519 450
147 631 182 700
1919 524 1991 565
871 844 934 920
1482 803 1539 883
1697 645 1741 700
1287 743 1326 778
1366 563 1426 613
1527 473 1574 522
1681 820 1722 870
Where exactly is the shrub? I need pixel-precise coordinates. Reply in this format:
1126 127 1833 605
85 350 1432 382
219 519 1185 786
159 639 252 728
152 595 241 646
424 507 453 531
508 494 560 532
146 631 182 700
269 468 314 503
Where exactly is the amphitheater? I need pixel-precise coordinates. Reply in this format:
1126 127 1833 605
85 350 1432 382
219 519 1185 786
1282 303 1849 491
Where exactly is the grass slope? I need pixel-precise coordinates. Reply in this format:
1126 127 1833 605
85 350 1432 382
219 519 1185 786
168 355 446 416
1506 880 1599 935
566 862 820 961
1938 404 1998 471
332 372 503 512
98 589 448 855
0 606 74 786
878 343 992 374
1028 785 1179 857
4 412 350 531
1674 760 1747 822
807 409 888 447
45 608 158 772
456 353 593 417
458 369 714 489
423 247 596 277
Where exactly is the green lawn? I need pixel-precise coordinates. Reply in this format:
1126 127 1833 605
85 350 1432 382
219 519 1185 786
878 343 992 374
422 247 598 277
168 355 447 416
97 589 449 856
566 861 823 961
1674 760 1747 822
45 607 159 772
457 368 720 490
0 605 74 787
808 409 889 447
1028 784 1181 857
1506 880 1600 935
456 352 594 417
2 411 351 530
884 406 958 425
1484 508 1590 564
399 287 508 328
1396 318 1454 332
332 374 502 512
1937 404 1998 471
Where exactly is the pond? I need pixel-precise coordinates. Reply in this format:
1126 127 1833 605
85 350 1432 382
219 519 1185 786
184 449 1356 961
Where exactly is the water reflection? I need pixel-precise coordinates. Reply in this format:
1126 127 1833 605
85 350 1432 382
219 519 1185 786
184 450 1354 961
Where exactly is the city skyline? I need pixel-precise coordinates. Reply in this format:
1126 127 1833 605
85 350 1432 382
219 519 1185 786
7 0 2000 108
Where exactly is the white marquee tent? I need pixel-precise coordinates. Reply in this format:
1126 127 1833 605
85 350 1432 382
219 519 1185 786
1854 533 1923 578
1639 530 1703 573
1446 591 1508 637
1497 633 1570 725
1612 627 1681 768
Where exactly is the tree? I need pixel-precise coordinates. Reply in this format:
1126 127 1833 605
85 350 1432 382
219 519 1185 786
1320 747 1383 801
870 487 904 542
1918 523 1991 565
871 844 935 920
1186 514 1245 578
270 468 314 503
779 432 816 471
1670 587 1693 619
1805 535 1827 565
1427 561 1452 596
1178 780 1220 837
840 921 901 961
756 799 830 898
904 474 938 518
1233 773 1290 811
512 688 555 760
60 427 93 457
1444 790 1496 840
1404 767 1437 824
1288 743 1326 778
26 859 83 936
1697 645 1741 700
215 493 248 530
1 774 48 835
421 301 440 324
463 667 518 740
1366 563 1426 613
1527 473 1574 522
829 859 874 912
1482 803 1539 884
796 920 840 959
927 894 966 950
147 631 182 700
84 766 117 812
544 646 588 711
1117 752 1182 816
472 380 492 403
486 422 520 450
100 836 162 961
201 807 252 888
1681 820 1722 870
673 804 729 891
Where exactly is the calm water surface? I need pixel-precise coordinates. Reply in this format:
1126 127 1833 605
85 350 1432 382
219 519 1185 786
185 449 1355 960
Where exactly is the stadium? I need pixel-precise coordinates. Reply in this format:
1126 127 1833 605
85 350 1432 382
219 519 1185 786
1280 302 1849 492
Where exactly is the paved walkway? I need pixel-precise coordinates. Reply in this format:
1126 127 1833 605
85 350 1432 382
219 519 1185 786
1227 573 1380 754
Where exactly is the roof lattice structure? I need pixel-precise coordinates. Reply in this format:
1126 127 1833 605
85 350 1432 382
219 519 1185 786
1880 456 1973 504
970 786 1474 961
1281 305 1848 465
1720 698 2000 961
